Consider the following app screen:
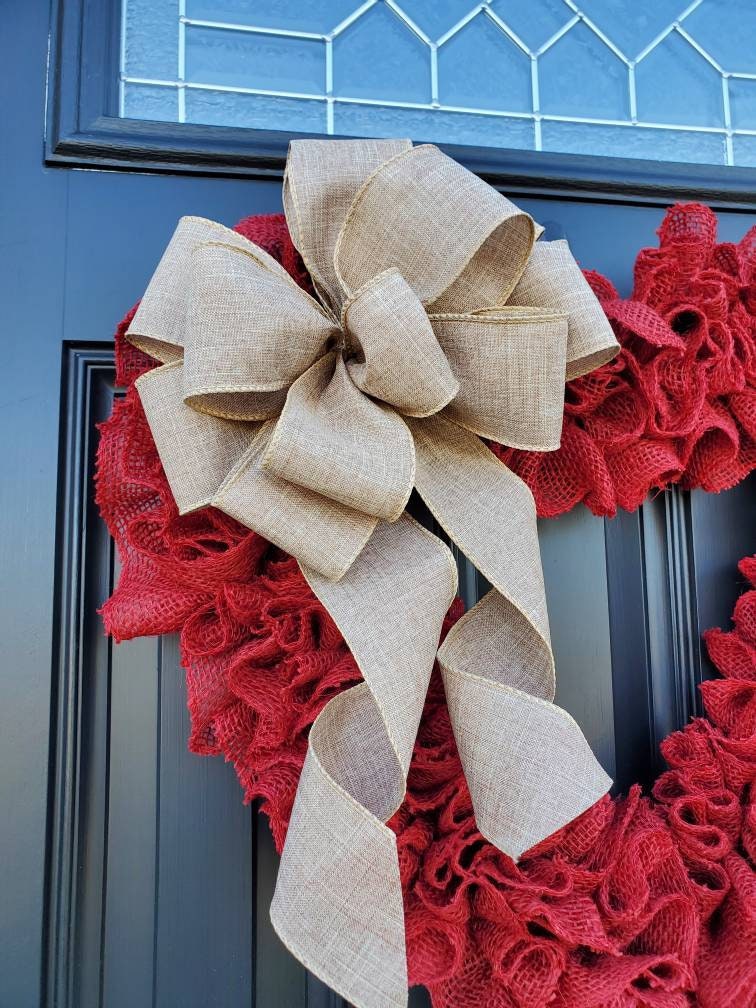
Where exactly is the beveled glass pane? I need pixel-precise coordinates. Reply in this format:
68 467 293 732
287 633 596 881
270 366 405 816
733 134 756 167
490 0 572 51
539 23 629 120
683 0 756 72
123 83 179 122
124 0 179 79
396 0 476 41
185 89 327 132
438 12 531 112
636 32 724 127
185 25 325 94
730 78 756 130
542 121 728 164
332 4 431 102
186 0 357 34
334 102 534 149
577 0 685 59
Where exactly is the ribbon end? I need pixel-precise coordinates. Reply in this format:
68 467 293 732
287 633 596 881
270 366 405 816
487 759 613 863
477 753 612 863
444 668 613 865
270 749 409 1008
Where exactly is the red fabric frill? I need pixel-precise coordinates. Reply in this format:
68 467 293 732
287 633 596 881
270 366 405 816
96 210 756 1007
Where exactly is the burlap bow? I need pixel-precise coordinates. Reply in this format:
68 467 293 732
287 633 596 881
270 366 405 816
126 139 619 1008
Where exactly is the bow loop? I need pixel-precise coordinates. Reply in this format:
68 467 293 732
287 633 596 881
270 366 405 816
284 138 412 314
127 215 229 363
343 268 459 418
262 350 415 524
510 239 621 380
334 145 537 311
431 307 569 450
183 240 338 420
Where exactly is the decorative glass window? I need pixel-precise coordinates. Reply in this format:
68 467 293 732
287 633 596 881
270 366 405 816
120 0 756 167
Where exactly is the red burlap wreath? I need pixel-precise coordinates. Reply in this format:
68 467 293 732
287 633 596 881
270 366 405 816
97 208 756 1007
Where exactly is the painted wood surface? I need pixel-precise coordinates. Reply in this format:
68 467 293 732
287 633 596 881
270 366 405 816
0 3 754 1005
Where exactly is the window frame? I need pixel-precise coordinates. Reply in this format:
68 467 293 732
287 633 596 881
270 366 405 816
46 0 756 207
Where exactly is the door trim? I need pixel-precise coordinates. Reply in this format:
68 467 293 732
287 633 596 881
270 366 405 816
45 347 117 1007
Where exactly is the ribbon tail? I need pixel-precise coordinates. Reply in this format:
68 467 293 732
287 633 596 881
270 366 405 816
270 515 457 1008
408 414 612 859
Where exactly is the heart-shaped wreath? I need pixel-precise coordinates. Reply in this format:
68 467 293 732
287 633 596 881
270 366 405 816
97 203 755 1008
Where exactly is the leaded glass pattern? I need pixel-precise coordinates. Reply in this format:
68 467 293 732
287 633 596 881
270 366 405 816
120 0 756 166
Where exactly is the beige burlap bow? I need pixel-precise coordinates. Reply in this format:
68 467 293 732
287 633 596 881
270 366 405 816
126 139 619 1008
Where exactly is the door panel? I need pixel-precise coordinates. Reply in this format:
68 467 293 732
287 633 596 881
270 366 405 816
0 4 754 1007
539 509 616 777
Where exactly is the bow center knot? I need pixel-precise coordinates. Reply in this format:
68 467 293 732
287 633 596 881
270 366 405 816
340 267 460 419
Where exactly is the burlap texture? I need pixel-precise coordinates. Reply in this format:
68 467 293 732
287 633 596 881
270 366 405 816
126 139 619 1007
511 238 619 381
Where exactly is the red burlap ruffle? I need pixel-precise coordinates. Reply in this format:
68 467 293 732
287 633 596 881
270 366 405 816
97 210 756 1007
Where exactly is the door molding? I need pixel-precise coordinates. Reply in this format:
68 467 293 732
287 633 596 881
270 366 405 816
45 347 118 1007
604 487 706 793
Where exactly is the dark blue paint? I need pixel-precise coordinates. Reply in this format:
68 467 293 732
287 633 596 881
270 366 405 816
0 3 753 1007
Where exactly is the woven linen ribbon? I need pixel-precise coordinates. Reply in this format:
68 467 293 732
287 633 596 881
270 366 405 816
126 139 619 1008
